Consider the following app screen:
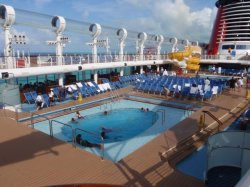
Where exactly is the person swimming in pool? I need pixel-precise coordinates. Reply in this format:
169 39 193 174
71 117 78 123
75 111 84 119
75 134 102 149
100 127 112 139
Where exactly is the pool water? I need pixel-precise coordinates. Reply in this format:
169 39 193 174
62 108 157 143
33 99 189 162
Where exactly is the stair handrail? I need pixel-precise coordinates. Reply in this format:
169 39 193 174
202 110 223 132
50 119 73 140
31 112 51 129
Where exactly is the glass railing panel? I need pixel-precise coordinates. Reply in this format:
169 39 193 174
242 133 250 149
208 147 241 171
208 131 244 148
241 150 250 177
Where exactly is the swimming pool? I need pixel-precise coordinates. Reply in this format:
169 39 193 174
33 99 189 162
63 108 157 143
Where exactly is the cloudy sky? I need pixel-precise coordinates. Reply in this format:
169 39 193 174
0 0 218 53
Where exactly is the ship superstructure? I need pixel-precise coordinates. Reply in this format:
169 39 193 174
208 0 250 60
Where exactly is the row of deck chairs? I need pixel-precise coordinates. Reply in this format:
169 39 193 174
119 74 147 84
23 91 50 108
135 75 227 101
51 80 124 101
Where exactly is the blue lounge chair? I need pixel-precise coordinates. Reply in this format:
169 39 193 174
52 87 60 99
73 91 79 100
42 94 50 107
30 91 38 101
200 91 213 101
23 92 35 104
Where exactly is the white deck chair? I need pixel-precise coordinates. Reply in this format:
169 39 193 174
212 86 218 97
104 83 112 90
98 84 105 92
204 85 211 92
70 84 78 91
76 82 83 88
102 83 109 91
87 81 94 87
87 81 101 93
189 86 199 97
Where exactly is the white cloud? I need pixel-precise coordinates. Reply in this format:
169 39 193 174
70 0 216 43
120 0 216 43
34 0 53 7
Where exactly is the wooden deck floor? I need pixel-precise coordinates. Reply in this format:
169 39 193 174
0 86 249 187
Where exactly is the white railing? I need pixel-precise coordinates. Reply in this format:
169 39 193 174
0 54 168 69
2 52 250 69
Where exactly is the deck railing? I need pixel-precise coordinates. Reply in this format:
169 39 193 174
0 54 168 69
202 110 223 132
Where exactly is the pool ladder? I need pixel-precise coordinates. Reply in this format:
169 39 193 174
155 109 166 125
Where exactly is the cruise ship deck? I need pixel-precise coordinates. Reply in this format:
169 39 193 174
0 84 249 187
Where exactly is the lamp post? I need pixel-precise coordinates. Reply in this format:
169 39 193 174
0 4 15 69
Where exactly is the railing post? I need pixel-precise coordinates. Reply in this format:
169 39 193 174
15 106 18 123
101 136 104 160
72 128 76 148
49 120 53 137
203 112 206 129
31 113 34 128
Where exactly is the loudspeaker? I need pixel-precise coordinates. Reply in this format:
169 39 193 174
78 66 82 70
124 63 127 66
154 61 156 64
2 72 9 79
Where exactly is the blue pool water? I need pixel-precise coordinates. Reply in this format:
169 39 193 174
33 99 189 162
62 108 157 143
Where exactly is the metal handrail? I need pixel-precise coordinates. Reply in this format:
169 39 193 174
202 110 223 132
156 109 165 125
30 112 51 129
50 119 74 143
74 127 104 160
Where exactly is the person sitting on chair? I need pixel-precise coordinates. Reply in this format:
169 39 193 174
35 93 44 110
75 134 102 149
